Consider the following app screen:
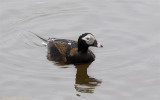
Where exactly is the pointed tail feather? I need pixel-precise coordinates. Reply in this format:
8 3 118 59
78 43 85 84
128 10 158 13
29 31 49 46
29 31 48 42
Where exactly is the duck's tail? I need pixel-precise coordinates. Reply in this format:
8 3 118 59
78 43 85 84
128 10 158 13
29 31 48 46
29 31 59 46
29 31 48 42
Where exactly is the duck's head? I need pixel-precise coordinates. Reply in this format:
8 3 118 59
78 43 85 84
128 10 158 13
79 33 103 48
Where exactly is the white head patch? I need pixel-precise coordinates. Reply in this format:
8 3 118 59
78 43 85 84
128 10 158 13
82 34 95 45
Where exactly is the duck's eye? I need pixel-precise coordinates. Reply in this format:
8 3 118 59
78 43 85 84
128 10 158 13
86 38 90 40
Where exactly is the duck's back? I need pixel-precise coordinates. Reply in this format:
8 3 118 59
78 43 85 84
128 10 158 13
47 39 95 63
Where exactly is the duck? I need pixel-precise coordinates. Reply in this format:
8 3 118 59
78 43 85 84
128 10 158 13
32 32 103 64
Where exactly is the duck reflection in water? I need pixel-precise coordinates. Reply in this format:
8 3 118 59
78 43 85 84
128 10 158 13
54 62 102 93
74 63 102 93
32 32 102 93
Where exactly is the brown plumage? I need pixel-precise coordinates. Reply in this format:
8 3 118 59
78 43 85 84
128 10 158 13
33 32 103 64
46 38 96 64
70 48 78 56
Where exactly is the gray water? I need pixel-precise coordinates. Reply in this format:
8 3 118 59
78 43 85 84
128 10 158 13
1 0 160 100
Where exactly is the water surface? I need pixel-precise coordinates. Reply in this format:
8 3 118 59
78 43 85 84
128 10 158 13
0 0 160 100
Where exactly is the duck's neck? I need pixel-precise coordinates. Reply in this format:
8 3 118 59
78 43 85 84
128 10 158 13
78 38 89 53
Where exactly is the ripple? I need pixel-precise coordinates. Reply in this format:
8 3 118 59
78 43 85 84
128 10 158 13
1 0 160 100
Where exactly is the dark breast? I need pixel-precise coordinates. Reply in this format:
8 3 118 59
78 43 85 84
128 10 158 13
67 50 95 64
47 39 95 64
